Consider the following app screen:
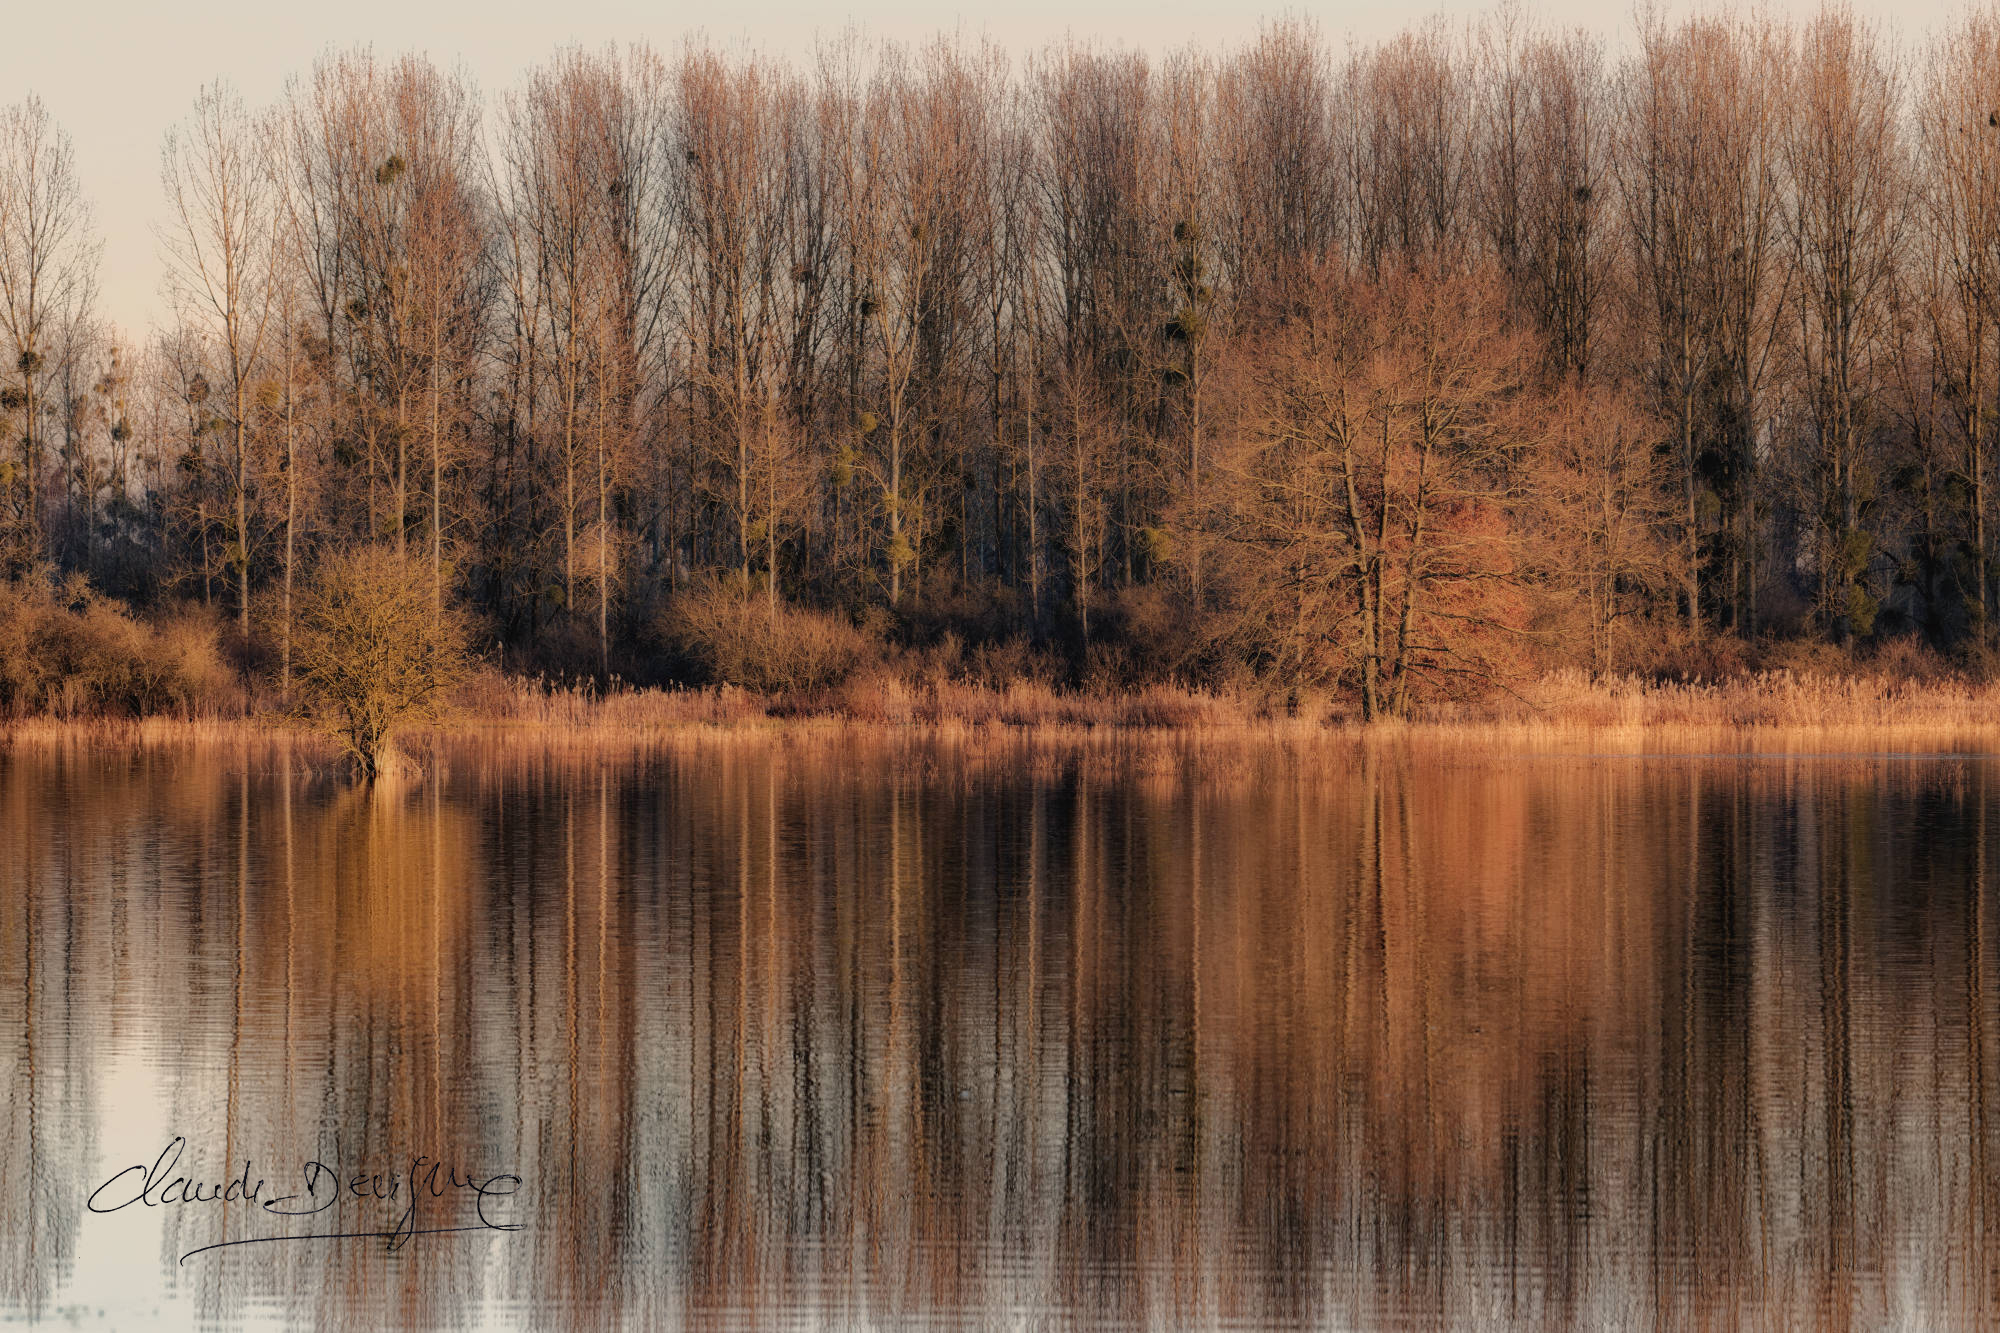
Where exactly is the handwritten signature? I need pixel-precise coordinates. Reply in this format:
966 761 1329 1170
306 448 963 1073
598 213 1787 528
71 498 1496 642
88 1136 523 1264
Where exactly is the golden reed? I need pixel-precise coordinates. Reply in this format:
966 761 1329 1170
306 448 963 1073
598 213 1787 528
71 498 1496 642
9 666 2000 756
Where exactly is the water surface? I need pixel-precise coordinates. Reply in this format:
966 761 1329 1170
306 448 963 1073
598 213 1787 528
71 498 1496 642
2 737 1994 1329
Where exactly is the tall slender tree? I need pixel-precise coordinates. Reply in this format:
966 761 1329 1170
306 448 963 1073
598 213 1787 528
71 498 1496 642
162 80 273 640
0 98 97 574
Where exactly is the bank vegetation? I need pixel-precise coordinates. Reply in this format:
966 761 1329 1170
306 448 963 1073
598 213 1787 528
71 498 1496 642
9 7 2000 735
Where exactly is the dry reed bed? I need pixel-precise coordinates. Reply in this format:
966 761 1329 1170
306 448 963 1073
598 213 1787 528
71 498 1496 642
456 673 1280 731
451 670 2000 755
9 670 2000 760
0 713 318 749
1392 669 2000 755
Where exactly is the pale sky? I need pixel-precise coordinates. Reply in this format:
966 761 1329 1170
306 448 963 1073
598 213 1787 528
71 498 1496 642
0 0 1968 337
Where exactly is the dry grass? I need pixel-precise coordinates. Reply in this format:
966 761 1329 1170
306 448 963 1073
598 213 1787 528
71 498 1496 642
13 665 2000 757
0 578 239 720
0 714 340 769
411 668 2000 757
1389 667 2000 753
448 671 1302 734
455 670 775 731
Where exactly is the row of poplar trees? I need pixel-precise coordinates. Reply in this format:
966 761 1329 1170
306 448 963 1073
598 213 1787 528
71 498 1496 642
7 7 2000 710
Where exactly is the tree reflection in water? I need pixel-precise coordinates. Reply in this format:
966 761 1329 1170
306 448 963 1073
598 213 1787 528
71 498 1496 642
1 737 1995 1329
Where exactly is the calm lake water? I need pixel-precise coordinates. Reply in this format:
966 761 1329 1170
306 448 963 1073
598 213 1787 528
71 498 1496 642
3 736 1997 1330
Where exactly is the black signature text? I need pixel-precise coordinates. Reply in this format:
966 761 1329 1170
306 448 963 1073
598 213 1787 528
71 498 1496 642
88 1135 523 1263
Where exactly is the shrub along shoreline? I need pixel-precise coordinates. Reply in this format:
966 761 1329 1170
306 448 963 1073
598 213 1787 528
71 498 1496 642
11 569 2000 752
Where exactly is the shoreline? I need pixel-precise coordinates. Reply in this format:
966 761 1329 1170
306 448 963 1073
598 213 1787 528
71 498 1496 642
9 668 2000 756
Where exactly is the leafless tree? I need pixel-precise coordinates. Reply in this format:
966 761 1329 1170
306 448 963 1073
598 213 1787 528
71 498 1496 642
1912 9 2000 642
162 80 273 640
1781 10 1902 644
0 97 98 573
1223 264 1539 717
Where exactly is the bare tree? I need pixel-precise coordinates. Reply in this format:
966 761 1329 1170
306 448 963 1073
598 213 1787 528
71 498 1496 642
675 47 792 600
1225 264 1539 717
1033 44 1156 601
1704 19 1791 636
161 80 273 640
1620 14 1793 639
1050 356 1114 647
38 18 2000 713
1536 383 1675 671
1912 9 2000 643
395 62 488 618
1781 11 1902 644
0 97 98 574
1217 20 1336 288
1158 46 1224 600
986 86 1048 630
1350 23 1472 276
1517 30 1610 379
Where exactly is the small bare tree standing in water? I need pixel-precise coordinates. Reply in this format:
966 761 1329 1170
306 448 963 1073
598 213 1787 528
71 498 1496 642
294 544 468 777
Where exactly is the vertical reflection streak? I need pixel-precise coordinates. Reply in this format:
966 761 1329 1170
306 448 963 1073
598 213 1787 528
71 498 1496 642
6 741 2000 1328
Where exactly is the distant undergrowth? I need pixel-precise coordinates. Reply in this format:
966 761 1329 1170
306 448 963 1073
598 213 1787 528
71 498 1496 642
0 576 237 720
9 571 2000 749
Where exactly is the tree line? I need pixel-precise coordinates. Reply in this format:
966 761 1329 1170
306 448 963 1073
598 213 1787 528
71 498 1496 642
4 7 1998 716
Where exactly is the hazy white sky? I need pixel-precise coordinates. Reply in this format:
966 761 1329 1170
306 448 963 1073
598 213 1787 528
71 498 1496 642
0 0 1969 336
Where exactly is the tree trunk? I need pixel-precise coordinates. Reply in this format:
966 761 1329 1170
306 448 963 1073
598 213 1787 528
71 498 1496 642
235 399 250 642
431 361 444 617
